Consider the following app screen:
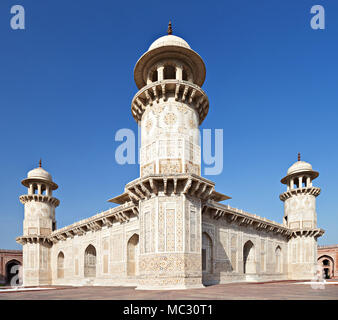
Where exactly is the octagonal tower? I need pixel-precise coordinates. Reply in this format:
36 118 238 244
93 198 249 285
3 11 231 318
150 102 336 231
133 21 209 177
17 160 59 286
129 23 218 290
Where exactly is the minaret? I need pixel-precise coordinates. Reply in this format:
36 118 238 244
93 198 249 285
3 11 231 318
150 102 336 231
133 21 208 177
280 154 324 279
16 160 59 286
129 23 213 289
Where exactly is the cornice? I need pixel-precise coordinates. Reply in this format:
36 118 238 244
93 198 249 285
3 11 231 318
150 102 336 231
19 194 60 207
203 201 292 238
290 228 325 239
16 235 53 247
125 174 217 202
131 79 209 124
279 186 321 201
47 201 138 243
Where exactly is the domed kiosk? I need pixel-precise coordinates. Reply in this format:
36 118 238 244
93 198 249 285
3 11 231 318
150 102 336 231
21 160 58 194
281 153 319 188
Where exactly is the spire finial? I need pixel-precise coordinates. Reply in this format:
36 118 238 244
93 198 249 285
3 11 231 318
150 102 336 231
298 153 301 161
167 20 172 35
39 159 42 168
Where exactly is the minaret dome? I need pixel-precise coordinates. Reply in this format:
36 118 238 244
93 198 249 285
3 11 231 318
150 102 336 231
133 23 206 91
281 153 319 190
21 160 58 195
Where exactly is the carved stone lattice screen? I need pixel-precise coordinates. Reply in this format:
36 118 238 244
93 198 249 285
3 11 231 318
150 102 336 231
84 245 96 278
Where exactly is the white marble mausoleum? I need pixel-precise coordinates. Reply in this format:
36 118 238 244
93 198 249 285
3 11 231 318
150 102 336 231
16 23 324 290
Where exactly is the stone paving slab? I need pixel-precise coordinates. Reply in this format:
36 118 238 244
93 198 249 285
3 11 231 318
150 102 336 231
0 281 337 300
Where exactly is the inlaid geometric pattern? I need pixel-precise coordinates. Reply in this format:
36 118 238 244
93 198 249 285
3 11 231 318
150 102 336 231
165 206 175 252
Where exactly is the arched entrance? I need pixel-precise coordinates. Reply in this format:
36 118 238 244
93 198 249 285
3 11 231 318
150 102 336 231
84 245 96 278
57 251 64 279
243 240 256 274
5 260 21 286
318 255 334 279
275 246 282 273
202 232 213 275
127 234 139 276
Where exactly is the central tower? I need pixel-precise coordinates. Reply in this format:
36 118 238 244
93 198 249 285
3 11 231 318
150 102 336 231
129 23 216 289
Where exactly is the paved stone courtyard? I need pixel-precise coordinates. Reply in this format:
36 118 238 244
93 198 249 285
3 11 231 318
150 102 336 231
0 281 337 300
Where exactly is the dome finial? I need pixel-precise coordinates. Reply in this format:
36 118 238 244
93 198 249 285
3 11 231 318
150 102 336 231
298 153 301 162
167 20 172 35
39 159 42 168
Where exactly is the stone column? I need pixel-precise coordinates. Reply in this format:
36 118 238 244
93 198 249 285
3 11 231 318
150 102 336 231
307 177 312 187
299 176 303 188
176 65 183 80
157 65 164 81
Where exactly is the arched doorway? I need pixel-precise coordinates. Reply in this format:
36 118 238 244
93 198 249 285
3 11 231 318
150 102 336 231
57 251 64 279
318 255 334 279
243 240 256 274
202 232 213 274
5 260 21 286
275 246 282 273
127 234 139 276
84 245 96 278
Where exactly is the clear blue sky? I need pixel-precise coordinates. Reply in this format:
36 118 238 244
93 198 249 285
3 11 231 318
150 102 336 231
0 0 337 249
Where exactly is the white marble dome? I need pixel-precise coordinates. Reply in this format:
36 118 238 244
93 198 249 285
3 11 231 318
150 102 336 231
27 167 52 181
148 35 191 51
287 161 313 175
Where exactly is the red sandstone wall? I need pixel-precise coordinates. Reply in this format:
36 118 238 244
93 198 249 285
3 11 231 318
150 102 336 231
0 250 23 284
317 245 338 278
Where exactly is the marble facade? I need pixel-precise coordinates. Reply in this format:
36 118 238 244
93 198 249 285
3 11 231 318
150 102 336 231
16 24 324 289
